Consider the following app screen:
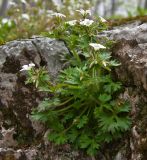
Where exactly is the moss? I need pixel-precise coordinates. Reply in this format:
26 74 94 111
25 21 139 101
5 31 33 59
108 15 147 28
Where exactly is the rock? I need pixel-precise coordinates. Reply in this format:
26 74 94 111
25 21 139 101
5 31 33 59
0 37 69 156
0 148 39 160
104 22 147 160
0 127 17 148
114 146 128 160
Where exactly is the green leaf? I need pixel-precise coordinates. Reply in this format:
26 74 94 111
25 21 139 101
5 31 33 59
80 134 91 149
99 94 111 103
99 52 111 61
62 113 74 123
48 132 58 142
48 132 67 145
104 82 121 93
99 113 116 133
38 98 60 111
68 128 79 143
109 60 121 66
115 117 131 132
98 109 131 134
117 102 130 113
55 134 67 145
77 115 88 129
87 140 100 156
96 132 113 143
101 104 113 112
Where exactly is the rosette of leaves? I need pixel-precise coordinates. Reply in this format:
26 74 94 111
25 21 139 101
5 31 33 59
28 11 131 156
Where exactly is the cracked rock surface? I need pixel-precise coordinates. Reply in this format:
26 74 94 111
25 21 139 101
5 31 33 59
0 37 72 160
108 23 147 160
106 23 147 92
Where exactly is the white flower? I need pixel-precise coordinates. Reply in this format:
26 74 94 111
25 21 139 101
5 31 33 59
80 19 94 26
20 63 35 71
21 0 27 4
2 18 9 24
29 63 35 67
9 1 17 6
89 43 106 51
76 9 91 16
21 14 30 20
2 18 12 26
99 16 107 23
65 20 77 26
51 12 66 18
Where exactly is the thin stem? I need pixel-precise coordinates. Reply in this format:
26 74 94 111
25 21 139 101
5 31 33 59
57 103 73 113
72 49 81 64
62 104 88 134
56 97 73 107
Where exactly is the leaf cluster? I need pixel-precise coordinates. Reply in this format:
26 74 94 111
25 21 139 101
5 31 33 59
27 12 131 156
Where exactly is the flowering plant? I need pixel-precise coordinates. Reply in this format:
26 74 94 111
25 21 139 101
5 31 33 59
20 63 35 71
24 10 131 157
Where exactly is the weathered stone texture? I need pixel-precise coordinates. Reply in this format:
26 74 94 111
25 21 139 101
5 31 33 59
109 23 147 160
0 37 70 160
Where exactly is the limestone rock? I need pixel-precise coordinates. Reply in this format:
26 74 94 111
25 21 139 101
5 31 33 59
106 22 147 160
0 127 17 148
100 23 145 90
0 36 69 147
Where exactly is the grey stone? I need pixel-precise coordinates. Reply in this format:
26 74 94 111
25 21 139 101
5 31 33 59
102 23 147 91
0 37 69 147
105 22 147 160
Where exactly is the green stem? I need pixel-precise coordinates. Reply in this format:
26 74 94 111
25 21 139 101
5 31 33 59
72 49 81 64
62 104 88 134
56 97 73 107
57 103 73 113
